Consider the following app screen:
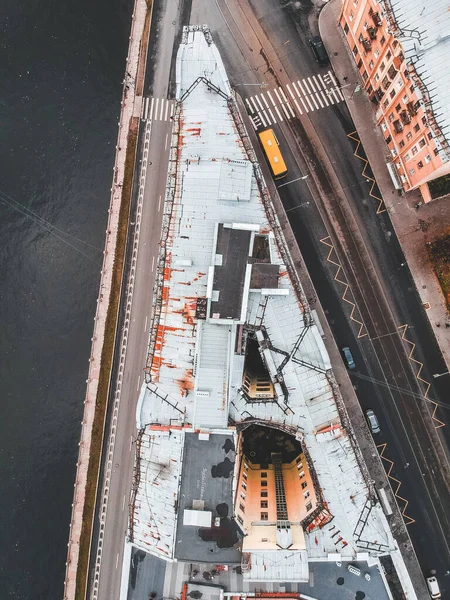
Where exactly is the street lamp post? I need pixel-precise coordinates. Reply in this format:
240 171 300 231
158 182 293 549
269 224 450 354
432 371 449 379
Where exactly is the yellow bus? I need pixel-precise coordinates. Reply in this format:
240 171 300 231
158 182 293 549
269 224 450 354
258 128 288 180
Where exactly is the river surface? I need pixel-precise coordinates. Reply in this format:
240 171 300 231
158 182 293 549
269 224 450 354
0 0 131 597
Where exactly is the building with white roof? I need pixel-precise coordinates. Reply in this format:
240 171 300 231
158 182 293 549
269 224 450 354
128 24 414 592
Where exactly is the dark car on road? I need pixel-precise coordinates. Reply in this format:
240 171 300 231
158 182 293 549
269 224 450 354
342 346 355 370
309 36 329 66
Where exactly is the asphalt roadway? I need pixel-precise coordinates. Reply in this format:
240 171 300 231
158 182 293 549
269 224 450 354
90 0 450 598
89 0 184 597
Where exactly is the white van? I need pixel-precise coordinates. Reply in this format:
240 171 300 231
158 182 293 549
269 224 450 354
426 576 441 599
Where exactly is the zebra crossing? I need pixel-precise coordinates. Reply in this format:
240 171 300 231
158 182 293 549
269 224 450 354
245 71 345 130
141 96 176 122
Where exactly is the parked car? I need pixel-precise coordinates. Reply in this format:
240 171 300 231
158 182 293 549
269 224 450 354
309 36 329 66
366 409 381 434
426 575 441 599
342 346 355 370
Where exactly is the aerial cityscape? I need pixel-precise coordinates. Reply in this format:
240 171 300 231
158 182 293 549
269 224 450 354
1 0 450 600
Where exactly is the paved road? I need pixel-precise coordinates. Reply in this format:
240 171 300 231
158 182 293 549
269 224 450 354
91 1 183 598
191 0 450 591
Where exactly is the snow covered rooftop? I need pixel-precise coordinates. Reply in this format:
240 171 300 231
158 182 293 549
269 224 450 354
131 25 395 571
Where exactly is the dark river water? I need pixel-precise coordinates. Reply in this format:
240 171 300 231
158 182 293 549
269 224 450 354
0 0 131 597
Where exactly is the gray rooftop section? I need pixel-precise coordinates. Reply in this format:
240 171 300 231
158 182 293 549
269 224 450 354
174 432 241 563
210 224 251 320
250 263 279 289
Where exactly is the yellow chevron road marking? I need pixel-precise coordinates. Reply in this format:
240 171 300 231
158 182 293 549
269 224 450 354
347 131 386 214
398 324 445 429
377 443 415 526
320 236 368 338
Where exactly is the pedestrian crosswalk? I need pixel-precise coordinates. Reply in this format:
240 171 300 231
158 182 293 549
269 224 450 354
141 97 175 122
245 71 345 130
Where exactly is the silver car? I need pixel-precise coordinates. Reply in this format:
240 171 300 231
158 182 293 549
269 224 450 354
366 409 381 434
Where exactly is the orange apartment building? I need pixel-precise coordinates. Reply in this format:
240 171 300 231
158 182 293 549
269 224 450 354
339 0 450 202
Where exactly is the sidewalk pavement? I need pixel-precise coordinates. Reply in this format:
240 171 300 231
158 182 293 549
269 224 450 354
319 0 450 371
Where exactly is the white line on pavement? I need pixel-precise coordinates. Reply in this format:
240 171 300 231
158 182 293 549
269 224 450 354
274 105 284 121
144 315 148 332
259 110 267 127
245 98 254 114
116 553 119 569
164 100 169 121
293 98 303 115
260 93 269 109
159 99 164 121
281 103 291 118
151 256 155 271
310 93 320 110
307 76 317 93
299 96 309 112
129 435 133 452
328 70 338 86
302 79 311 94
273 88 283 104
154 98 159 120
137 375 140 392
318 74 328 90
255 95 265 111
315 92 324 109
266 90 276 106
337 87 345 101
279 87 288 103
286 84 295 100
329 87 341 103
320 90 330 106
149 98 155 120
305 95 315 111
122 494 126 511
249 96 260 113
296 79 306 96
165 133 168 151
268 107 276 122
170 103 175 117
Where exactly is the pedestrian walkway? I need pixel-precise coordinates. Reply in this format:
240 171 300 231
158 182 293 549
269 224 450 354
142 97 175 122
244 71 344 130
319 0 450 372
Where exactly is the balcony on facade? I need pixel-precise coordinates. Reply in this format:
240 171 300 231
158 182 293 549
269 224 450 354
393 119 403 134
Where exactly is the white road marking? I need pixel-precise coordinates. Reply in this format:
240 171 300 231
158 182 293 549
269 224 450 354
262 110 272 125
254 95 265 111
337 87 345 101
310 93 320 110
170 103 175 117
296 79 307 96
158 195 162 212
260 93 270 109
307 76 317 93
293 98 303 115
149 98 155 120
318 74 328 90
302 79 311 94
116 553 119 569
159 99 165 121
274 105 284 121
329 87 341 103
165 133 168 151
259 110 268 127
151 256 155 271
250 118 258 130
144 315 148 332
315 92 324 109
286 102 296 117
281 103 291 118
273 87 284 104
137 375 140 392
279 87 288 103
245 98 254 114
164 100 169 121
129 435 133 452
328 70 338 86
266 91 276 106
268 107 276 122
249 96 260 113
299 96 309 112
122 494 126 511
286 84 295 100
320 90 330 106
305 95 315 111
143 97 149 120
291 81 301 98
154 98 159 120
312 75 322 91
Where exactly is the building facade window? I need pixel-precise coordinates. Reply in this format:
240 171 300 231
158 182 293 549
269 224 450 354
386 50 392 60
353 45 358 57
414 123 420 133
362 71 368 81
434 148 440 156
369 60 374 69
261 472 267 478
299 470 305 478
306 502 313 511
406 132 412 140
261 500 268 508
380 36 386 46
409 168 415 175
344 22 349 34
357 58 363 69
261 480 267 487
411 146 418 156
239 503 245 513
374 48 380 58
425 154 432 163
301 481 308 490
242 481 247 490
419 138 426 148
395 103 401 113
399 140 405 148
404 153 411 161
261 490 268 497
237 515 244 525
304 491 310 499
428 132 433 140
260 512 268 521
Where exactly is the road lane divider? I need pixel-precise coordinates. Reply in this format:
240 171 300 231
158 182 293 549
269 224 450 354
320 236 368 338
377 443 415 525
398 324 445 429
